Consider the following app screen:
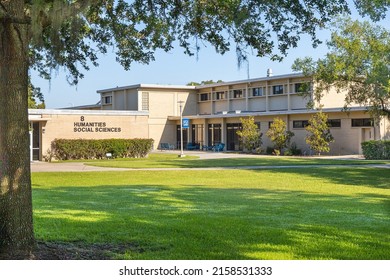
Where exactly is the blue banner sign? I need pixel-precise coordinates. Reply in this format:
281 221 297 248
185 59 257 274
182 118 190 128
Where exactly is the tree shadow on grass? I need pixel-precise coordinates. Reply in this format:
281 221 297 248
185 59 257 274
32 176 390 260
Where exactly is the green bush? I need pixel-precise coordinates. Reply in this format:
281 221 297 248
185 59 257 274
285 142 302 156
361 140 390 160
52 138 154 160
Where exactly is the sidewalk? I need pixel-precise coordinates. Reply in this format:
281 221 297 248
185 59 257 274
30 151 388 172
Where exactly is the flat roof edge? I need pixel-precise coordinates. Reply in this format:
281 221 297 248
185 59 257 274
97 84 196 93
170 106 369 120
28 109 149 116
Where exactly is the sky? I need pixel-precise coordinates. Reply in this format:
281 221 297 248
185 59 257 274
30 8 389 109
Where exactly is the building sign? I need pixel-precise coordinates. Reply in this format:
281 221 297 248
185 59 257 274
182 118 190 129
73 116 122 133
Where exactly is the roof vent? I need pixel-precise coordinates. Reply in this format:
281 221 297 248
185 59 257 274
267 68 273 77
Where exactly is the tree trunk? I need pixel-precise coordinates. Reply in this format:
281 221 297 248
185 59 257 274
0 1 34 259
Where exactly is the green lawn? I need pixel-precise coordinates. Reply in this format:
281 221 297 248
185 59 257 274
32 167 390 260
83 153 389 169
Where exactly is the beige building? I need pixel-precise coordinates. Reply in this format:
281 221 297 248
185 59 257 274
28 73 390 160
28 109 149 160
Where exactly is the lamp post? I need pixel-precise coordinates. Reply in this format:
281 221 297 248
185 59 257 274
178 100 185 157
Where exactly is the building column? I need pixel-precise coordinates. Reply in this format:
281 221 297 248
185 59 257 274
203 118 208 148
221 118 227 148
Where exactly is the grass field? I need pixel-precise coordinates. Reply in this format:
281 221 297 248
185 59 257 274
83 153 389 169
32 166 390 260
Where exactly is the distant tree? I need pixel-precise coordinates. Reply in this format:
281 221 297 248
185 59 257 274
292 17 390 119
186 80 224 86
236 116 262 153
28 79 45 109
305 111 334 155
266 117 294 155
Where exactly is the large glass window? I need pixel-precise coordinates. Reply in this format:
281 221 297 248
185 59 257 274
208 124 221 146
191 124 204 146
227 123 242 151
351 118 374 127
294 83 310 93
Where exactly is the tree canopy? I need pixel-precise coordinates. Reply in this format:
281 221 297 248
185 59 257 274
24 0 389 85
292 17 390 119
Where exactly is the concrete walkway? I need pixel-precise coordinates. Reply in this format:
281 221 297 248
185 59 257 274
30 151 389 172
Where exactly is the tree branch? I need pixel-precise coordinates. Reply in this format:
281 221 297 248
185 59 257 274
0 14 31 25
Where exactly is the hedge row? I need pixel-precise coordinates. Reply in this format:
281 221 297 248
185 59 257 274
361 140 390 160
51 138 154 160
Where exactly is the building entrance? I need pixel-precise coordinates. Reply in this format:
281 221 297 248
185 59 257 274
31 122 40 161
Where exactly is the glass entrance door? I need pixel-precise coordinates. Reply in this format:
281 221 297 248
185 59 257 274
32 122 40 161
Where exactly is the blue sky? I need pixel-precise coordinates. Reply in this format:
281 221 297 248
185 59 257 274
31 10 389 109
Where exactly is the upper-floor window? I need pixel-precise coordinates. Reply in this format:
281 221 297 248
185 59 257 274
200 93 209 101
252 87 264 97
103 96 112 105
215 91 225 100
351 118 374 127
232 89 244 99
273 85 284 95
328 119 341 128
293 120 309 128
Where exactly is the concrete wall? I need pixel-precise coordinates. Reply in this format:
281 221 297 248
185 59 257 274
30 110 149 160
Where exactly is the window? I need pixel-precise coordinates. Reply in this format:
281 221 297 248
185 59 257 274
273 85 283 95
192 124 204 146
200 93 209 101
103 96 112 104
232 89 244 98
293 120 309 128
215 91 225 100
268 121 273 129
352 118 374 127
208 124 221 146
294 83 310 93
142 92 149 111
252 87 264 97
328 119 341 128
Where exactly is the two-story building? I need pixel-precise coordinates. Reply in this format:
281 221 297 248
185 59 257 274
28 72 389 160
96 73 389 155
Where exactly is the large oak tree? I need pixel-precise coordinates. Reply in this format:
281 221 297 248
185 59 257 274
0 0 388 259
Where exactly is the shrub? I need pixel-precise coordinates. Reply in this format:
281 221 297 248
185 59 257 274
266 146 274 155
284 142 302 156
52 138 154 160
361 140 390 160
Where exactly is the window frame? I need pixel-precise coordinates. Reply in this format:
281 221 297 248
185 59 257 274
199 93 209 102
272 85 284 95
327 119 341 128
252 87 264 97
103 95 112 105
351 118 374 127
293 120 309 129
